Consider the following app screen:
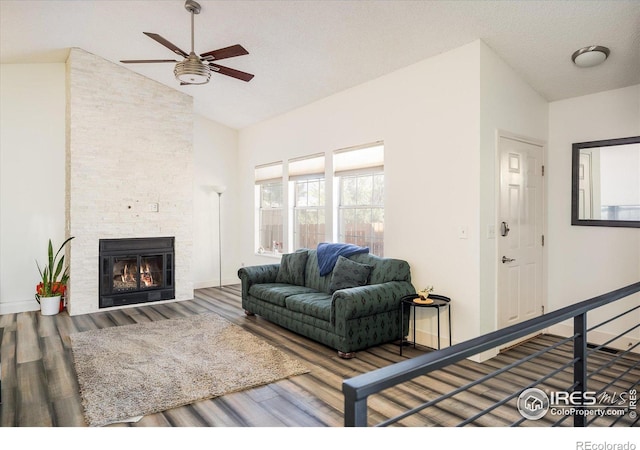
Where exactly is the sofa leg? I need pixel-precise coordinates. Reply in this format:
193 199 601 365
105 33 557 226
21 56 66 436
338 351 355 359
244 310 255 316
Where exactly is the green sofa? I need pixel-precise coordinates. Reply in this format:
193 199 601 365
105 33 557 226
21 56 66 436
237 249 414 358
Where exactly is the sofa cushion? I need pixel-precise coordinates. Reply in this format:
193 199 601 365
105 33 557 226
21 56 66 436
249 283 317 307
328 255 373 294
304 250 332 293
348 253 412 284
285 292 333 322
275 250 309 286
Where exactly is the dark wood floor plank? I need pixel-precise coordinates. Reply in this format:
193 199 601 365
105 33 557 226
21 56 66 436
188 397 246 426
70 313 101 333
268 380 342 427
85 311 118 330
16 312 41 364
215 390 288 427
103 309 138 327
16 360 53 426
148 302 191 320
41 334 77 401
51 395 86 427
160 405 208 427
119 307 154 325
132 412 172 427
259 393 327 426
0 319 17 427
52 312 80 348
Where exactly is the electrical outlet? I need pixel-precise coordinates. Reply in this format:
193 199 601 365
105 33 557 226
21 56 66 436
458 226 468 239
148 202 159 212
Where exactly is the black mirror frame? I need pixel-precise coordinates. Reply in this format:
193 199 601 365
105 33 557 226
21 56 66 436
571 135 640 228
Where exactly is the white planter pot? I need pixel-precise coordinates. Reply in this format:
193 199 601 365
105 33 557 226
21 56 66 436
40 295 61 316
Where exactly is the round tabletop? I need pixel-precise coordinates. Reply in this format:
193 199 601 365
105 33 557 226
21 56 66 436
401 293 451 308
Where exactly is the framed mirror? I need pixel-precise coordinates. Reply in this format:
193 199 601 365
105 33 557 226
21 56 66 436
571 135 640 228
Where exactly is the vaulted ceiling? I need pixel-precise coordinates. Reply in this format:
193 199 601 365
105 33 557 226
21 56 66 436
1 1 639 129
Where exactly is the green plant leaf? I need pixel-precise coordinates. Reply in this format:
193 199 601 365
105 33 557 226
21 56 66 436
47 239 54 284
54 237 74 262
53 255 64 281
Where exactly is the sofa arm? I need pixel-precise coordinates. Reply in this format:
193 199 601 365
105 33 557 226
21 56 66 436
237 264 280 298
331 281 415 324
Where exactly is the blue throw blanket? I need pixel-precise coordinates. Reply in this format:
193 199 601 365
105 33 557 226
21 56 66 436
317 243 370 276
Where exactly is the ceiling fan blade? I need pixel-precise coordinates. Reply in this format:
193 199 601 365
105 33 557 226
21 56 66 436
200 44 249 61
120 59 178 64
143 32 188 58
208 63 254 82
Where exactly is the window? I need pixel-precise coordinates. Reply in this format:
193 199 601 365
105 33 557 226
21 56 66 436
255 163 284 253
289 154 325 250
335 144 384 256
294 178 325 250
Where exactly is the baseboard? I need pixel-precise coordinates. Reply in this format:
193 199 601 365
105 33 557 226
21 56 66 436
0 300 39 315
194 280 218 289
549 323 640 354
194 278 240 289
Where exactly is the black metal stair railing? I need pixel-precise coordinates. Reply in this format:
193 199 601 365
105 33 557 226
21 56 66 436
343 281 640 427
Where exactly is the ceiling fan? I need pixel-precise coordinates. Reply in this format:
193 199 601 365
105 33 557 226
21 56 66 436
120 0 254 85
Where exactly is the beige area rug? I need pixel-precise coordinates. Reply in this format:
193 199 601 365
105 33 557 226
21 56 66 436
70 313 310 426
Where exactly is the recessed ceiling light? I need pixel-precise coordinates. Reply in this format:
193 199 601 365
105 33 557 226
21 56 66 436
571 45 610 68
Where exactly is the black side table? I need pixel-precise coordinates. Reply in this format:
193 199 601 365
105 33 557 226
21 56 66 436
400 293 452 355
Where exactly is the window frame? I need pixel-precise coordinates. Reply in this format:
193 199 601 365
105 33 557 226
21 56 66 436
254 161 286 254
336 167 385 256
292 176 326 251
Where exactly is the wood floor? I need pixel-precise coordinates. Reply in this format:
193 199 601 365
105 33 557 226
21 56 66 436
1 285 638 427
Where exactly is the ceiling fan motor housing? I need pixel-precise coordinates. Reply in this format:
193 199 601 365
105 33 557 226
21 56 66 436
175 53 210 84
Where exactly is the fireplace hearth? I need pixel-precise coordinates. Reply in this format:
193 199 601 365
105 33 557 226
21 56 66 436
99 237 175 308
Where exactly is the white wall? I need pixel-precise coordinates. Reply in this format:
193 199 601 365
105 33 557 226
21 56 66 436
193 115 241 288
478 42 549 341
239 41 483 346
547 84 640 349
0 64 67 314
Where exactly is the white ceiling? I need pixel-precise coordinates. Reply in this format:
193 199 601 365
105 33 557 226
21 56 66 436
1 1 639 130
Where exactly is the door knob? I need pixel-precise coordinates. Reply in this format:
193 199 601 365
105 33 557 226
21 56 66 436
500 221 510 237
502 256 516 263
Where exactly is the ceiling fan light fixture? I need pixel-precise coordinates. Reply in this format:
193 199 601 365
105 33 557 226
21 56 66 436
174 53 211 84
571 45 610 68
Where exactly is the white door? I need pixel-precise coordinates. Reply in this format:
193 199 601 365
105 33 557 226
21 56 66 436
498 135 544 331
578 152 593 219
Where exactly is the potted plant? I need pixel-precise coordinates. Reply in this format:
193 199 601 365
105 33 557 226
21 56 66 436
36 236 74 315
415 285 434 304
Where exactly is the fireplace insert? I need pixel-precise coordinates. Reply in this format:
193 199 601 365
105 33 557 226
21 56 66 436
99 237 175 308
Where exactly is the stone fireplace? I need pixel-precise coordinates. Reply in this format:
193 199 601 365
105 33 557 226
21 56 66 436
66 48 194 315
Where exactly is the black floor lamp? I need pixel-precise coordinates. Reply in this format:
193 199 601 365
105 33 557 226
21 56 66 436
210 185 226 289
